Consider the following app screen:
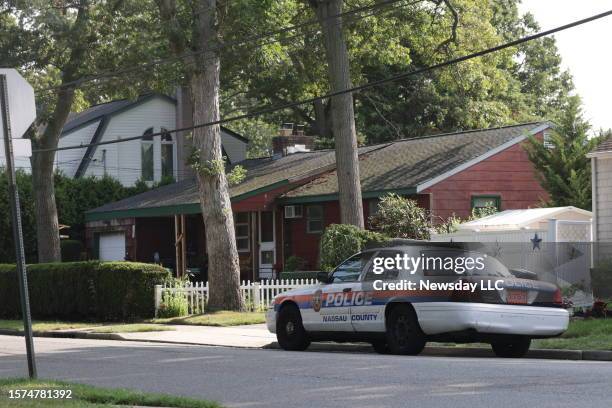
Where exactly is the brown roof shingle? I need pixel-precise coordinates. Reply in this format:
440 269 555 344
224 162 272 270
88 122 549 216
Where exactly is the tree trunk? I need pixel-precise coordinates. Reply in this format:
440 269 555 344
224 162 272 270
30 88 75 263
29 2 90 263
312 0 364 228
313 98 333 139
191 0 245 311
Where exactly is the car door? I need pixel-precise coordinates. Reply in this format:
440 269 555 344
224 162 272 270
304 252 374 332
351 250 406 333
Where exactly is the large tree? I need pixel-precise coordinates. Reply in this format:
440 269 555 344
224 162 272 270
525 96 597 210
308 0 364 228
1 0 166 262
156 0 245 311
226 0 574 144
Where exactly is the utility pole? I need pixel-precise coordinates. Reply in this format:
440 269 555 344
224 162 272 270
0 71 37 379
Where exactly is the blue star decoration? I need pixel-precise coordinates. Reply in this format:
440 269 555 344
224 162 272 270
531 233 542 250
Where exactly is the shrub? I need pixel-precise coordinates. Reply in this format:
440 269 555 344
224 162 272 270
0 261 170 321
369 193 431 240
279 271 320 280
0 169 162 263
158 278 190 318
283 256 307 272
319 224 388 271
60 240 83 262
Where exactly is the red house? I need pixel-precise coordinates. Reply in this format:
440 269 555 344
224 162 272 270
85 121 551 280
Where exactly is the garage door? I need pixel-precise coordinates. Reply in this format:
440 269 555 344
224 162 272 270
99 232 126 261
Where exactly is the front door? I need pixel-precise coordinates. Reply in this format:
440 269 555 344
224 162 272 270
259 210 275 279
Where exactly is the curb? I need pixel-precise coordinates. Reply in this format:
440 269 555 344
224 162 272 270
0 329 123 341
2 329 611 361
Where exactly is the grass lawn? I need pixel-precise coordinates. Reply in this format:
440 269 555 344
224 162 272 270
0 320 173 334
89 324 174 333
0 378 220 407
152 310 265 327
0 320 96 332
430 319 612 351
533 318 612 351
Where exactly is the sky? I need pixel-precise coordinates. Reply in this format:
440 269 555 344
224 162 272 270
519 0 612 132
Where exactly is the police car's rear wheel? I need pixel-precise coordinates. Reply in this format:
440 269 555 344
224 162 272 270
276 304 310 351
491 336 531 358
386 304 426 355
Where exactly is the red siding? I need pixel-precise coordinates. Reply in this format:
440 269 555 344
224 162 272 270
284 195 430 269
423 137 548 219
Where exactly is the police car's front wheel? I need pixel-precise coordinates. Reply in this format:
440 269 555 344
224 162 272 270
386 304 426 355
276 304 311 351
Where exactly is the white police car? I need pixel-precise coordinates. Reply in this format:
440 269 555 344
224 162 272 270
266 242 569 357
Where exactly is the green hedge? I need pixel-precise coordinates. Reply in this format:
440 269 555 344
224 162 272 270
0 261 170 321
319 224 388 271
60 240 83 262
279 271 320 280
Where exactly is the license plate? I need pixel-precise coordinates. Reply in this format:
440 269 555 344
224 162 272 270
506 290 527 304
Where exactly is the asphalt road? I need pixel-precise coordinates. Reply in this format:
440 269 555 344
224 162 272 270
1 335 611 408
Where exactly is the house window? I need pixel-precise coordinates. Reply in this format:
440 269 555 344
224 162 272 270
141 128 154 182
161 128 175 180
306 205 324 234
471 195 501 211
235 212 250 252
368 199 380 217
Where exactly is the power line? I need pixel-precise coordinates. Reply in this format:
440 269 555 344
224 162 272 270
41 0 411 92
34 9 612 154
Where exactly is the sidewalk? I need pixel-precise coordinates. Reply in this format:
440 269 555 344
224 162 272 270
118 324 276 348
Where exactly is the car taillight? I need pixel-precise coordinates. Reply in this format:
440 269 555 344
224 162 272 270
553 288 562 306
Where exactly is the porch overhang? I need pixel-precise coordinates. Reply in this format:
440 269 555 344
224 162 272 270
85 179 292 222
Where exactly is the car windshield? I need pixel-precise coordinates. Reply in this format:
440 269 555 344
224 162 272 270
331 252 374 283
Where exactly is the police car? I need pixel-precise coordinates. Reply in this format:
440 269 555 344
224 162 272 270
266 242 569 357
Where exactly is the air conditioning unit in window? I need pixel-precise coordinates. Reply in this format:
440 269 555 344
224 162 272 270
284 205 303 219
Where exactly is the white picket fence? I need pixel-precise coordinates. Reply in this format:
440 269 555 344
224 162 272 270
154 279 318 316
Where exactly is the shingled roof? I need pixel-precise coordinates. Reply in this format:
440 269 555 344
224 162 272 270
282 122 550 201
62 94 176 134
589 136 612 154
87 122 550 220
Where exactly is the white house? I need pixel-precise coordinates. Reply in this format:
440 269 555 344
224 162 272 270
54 93 248 186
587 138 612 242
2 93 249 183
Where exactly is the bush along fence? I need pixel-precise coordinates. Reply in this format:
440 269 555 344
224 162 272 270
155 279 318 317
0 261 170 321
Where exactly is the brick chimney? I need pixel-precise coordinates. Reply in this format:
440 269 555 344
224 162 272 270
272 123 315 157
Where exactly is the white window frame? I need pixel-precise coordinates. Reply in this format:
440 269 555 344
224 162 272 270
306 205 324 234
160 128 177 181
141 128 154 182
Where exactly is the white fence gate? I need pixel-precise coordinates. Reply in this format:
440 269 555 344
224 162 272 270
154 279 318 316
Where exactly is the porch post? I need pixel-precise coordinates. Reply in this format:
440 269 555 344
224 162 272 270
174 215 186 277
181 214 187 275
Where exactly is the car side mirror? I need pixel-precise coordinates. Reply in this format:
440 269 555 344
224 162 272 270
316 271 331 284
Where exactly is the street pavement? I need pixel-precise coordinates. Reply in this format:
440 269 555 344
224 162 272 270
2 335 612 408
